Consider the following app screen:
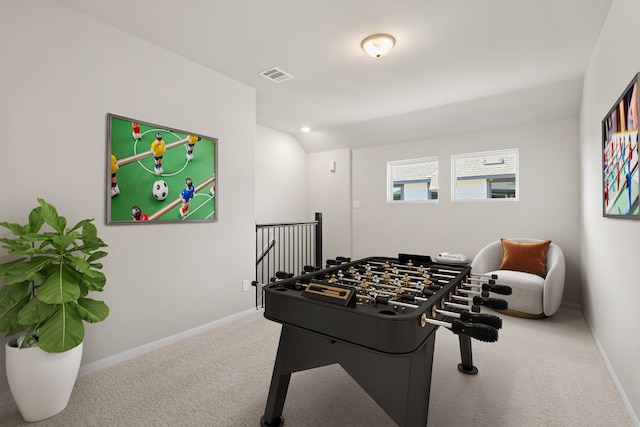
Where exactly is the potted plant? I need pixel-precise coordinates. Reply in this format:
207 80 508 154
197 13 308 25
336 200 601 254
0 198 109 421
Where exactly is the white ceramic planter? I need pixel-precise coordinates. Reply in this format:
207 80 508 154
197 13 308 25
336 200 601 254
5 339 83 422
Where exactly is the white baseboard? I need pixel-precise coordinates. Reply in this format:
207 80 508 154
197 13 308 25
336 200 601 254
584 315 640 426
78 307 260 377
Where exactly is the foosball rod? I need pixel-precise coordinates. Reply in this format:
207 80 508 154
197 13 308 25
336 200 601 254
356 294 419 309
365 261 460 280
466 276 497 284
346 265 451 285
326 277 422 292
451 295 509 310
445 300 481 312
337 277 440 302
463 281 512 295
331 275 439 295
470 272 499 280
423 318 498 343
367 259 468 274
333 271 442 291
456 287 489 297
336 266 442 286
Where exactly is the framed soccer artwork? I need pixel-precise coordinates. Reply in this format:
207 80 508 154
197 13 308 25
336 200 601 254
107 113 217 224
602 73 639 219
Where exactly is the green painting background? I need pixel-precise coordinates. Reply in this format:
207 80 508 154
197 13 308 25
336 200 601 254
108 114 216 223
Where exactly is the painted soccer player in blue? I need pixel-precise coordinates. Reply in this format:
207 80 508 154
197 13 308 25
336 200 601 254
179 177 195 219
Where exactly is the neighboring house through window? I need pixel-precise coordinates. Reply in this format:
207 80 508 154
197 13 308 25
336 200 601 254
387 157 439 202
452 149 519 201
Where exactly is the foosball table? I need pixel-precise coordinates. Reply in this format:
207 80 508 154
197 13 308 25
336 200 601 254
258 254 511 427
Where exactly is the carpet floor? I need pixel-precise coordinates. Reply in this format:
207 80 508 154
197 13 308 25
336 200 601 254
0 307 631 426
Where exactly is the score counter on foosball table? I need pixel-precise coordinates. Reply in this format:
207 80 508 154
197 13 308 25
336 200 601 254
259 254 511 427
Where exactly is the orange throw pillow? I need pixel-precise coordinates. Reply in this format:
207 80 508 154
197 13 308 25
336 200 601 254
498 239 551 277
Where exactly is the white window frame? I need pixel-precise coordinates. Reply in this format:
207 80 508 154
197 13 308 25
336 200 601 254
451 149 519 202
387 157 439 203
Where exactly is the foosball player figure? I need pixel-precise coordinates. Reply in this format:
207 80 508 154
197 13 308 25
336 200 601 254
186 134 201 161
151 132 166 175
179 177 195 219
131 205 148 221
131 122 141 140
110 154 120 197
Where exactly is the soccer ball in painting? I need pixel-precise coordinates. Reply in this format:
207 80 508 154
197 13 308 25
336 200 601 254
152 180 169 201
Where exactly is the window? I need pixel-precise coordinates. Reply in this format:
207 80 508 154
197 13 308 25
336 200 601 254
387 157 439 202
452 149 518 201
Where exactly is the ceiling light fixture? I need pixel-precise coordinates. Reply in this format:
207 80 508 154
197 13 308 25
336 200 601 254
301 126 311 133
361 33 395 58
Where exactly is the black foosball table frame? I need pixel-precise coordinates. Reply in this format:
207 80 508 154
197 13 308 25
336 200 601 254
259 254 506 427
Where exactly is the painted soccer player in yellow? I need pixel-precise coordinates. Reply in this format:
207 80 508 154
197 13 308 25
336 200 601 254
150 133 166 175
111 154 120 197
186 134 201 161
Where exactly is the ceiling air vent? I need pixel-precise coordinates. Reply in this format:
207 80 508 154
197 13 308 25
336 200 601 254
260 67 294 83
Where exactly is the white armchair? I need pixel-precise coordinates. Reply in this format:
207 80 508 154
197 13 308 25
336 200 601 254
471 238 565 318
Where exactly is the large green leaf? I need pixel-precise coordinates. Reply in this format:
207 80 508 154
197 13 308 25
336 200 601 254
81 221 97 238
52 232 78 253
0 282 30 312
76 234 107 254
38 303 84 353
69 218 91 233
37 263 81 304
0 296 29 336
27 206 44 233
37 198 66 234
17 297 57 325
87 251 108 263
65 255 91 272
77 298 109 323
0 221 28 236
0 237 33 254
2 257 50 284
0 259 24 278
82 271 106 292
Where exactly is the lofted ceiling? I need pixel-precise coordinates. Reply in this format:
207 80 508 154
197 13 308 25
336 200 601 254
55 0 612 152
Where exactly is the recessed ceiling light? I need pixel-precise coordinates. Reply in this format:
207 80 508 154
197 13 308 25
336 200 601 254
301 126 311 133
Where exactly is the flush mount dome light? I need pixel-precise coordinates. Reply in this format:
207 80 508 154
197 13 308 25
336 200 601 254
361 34 395 58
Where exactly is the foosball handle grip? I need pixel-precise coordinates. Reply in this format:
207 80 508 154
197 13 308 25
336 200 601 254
460 311 503 329
451 320 499 342
275 271 293 280
473 296 508 310
482 283 512 295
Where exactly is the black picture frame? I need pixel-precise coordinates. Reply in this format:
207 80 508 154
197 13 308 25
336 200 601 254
602 73 639 219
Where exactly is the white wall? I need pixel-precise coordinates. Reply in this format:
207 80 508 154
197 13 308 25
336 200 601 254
255 125 308 223
580 0 640 423
307 149 352 262
0 1 256 396
351 120 582 305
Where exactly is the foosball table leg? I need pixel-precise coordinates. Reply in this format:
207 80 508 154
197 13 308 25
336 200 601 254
260 325 340 426
457 333 478 375
261 324 436 427
259 373 288 427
